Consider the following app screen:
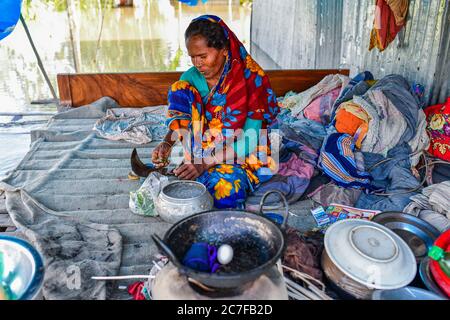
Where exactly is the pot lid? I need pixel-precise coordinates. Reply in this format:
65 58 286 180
324 219 417 290
349 225 399 262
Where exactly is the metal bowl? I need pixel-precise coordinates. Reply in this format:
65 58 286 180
155 180 214 224
372 286 446 300
419 257 448 299
372 212 441 263
0 235 44 300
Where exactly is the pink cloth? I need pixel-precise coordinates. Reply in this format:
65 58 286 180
303 87 341 124
278 153 315 180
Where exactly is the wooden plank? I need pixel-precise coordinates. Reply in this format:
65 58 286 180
57 74 72 106
56 69 349 108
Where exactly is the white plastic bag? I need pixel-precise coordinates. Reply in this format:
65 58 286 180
129 172 170 216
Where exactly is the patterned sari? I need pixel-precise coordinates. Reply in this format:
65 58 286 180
166 15 279 209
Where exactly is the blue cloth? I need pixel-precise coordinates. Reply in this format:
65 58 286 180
272 108 328 151
332 71 374 111
280 139 318 165
178 0 208 6
197 164 256 209
356 143 421 211
368 74 420 144
248 174 311 206
411 83 426 109
247 138 318 206
182 242 220 273
319 133 373 189
0 0 22 41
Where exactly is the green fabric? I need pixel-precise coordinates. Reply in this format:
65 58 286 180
180 67 262 157
233 118 262 158
180 67 210 99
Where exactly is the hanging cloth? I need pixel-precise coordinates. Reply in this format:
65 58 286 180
369 0 409 52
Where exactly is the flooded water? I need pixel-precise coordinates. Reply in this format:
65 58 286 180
0 0 252 179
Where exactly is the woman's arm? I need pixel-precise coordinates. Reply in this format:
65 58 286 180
162 129 177 146
152 129 178 167
173 119 263 179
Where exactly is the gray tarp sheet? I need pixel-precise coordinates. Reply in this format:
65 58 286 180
1 97 174 300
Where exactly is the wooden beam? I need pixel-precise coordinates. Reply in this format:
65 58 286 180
57 69 350 108
57 74 73 106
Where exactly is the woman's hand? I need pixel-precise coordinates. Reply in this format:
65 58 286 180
174 162 211 180
152 142 172 168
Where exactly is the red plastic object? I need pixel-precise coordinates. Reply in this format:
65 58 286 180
430 230 450 298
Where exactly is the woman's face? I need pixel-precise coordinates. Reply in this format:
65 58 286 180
186 35 227 81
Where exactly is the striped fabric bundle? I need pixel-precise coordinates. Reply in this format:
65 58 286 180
319 133 373 190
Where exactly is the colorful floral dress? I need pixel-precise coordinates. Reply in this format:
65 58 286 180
425 97 450 162
166 15 280 209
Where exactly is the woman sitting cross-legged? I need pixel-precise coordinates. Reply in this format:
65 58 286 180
152 15 280 209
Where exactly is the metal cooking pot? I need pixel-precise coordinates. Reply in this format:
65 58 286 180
152 190 288 289
154 180 214 224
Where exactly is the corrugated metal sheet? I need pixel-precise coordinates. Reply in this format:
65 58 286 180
251 0 450 105
340 0 449 105
432 1 450 104
251 0 343 69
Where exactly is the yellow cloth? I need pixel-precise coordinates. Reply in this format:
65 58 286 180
385 0 409 26
369 0 409 52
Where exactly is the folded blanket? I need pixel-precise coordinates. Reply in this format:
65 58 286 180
404 181 450 232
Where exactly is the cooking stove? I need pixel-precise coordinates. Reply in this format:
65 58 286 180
151 262 289 300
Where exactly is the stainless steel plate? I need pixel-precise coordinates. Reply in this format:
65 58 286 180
0 235 44 300
372 212 441 263
419 257 448 299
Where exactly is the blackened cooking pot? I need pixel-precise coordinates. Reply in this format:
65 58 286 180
152 190 288 289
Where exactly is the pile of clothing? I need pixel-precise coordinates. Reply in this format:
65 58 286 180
404 181 450 232
259 71 449 233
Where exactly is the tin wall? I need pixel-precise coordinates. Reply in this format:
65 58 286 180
251 0 450 105
251 0 343 69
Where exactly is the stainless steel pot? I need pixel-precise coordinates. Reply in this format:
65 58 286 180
322 250 374 300
154 180 214 224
